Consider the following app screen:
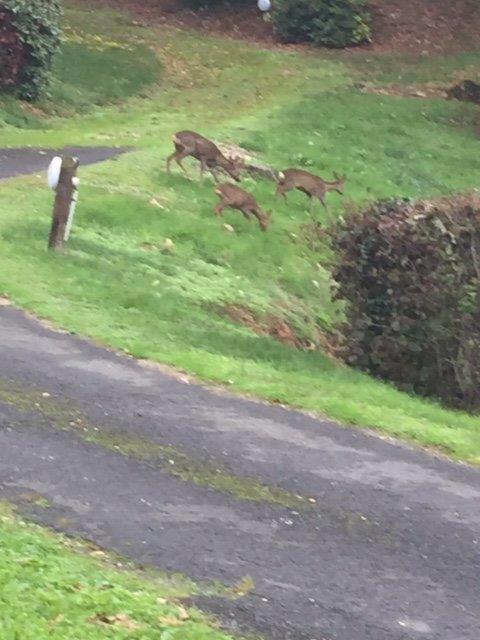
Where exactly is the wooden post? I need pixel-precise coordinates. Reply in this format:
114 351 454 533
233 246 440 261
48 156 79 251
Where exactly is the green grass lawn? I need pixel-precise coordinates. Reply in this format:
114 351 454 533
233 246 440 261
1 2 480 464
0 502 235 640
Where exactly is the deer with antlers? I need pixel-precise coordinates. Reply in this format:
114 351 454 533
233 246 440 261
213 183 271 232
276 168 346 211
166 130 243 183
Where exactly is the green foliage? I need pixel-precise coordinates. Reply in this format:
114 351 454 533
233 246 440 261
3 0 62 100
333 195 480 412
273 0 371 48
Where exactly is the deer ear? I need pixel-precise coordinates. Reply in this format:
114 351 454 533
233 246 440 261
333 171 340 180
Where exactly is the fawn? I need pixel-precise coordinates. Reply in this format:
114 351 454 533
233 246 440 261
214 183 271 232
166 130 242 183
276 169 346 211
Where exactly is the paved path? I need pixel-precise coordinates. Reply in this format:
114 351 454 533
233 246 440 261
0 305 479 640
0 146 128 180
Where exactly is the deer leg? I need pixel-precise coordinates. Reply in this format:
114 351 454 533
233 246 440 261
276 185 288 199
166 151 177 175
214 202 226 217
199 158 208 183
252 206 269 232
210 166 221 184
308 195 314 213
319 195 328 210
241 208 253 221
175 151 191 177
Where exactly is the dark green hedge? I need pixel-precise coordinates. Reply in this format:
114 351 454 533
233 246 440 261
3 0 62 100
332 196 480 412
273 0 371 48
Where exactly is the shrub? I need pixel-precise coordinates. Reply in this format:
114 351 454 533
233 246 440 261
2 0 62 100
273 0 371 48
332 195 480 412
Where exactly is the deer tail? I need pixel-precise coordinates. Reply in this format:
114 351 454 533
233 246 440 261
277 171 286 183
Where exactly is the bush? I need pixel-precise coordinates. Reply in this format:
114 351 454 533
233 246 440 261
273 0 371 48
2 0 62 100
332 195 480 412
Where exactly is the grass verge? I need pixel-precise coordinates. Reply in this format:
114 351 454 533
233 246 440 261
0 501 237 640
1 2 480 464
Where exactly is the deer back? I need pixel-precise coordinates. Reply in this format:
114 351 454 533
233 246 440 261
216 183 254 207
174 130 221 160
282 169 325 194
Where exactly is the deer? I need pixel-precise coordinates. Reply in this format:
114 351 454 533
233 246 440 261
166 130 243 183
213 183 271 232
275 168 346 212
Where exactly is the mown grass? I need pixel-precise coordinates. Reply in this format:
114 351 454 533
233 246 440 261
1 2 480 463
0 502 235 640
0 6 161 127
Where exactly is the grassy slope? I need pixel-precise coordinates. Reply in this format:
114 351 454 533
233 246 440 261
1 4 480 463
0 502 234 639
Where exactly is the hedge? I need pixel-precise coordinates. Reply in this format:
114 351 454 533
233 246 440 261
332 195 480 412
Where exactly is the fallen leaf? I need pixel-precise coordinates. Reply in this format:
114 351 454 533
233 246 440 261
89 613 141 629
162 238 175 253
150 198 165 209
231 575 255 598
50 614 65 625
158 616 185 627
176 605 190 621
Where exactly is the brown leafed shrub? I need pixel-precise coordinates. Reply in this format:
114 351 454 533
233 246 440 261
332 195 480 412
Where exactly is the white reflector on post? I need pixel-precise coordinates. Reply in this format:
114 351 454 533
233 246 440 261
47 156 62 190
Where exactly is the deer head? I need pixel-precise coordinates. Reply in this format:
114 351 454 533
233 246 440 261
220 155 244 182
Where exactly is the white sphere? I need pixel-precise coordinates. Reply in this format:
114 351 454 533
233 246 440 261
257 0 271 12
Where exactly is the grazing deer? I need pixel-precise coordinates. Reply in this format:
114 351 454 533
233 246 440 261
166 130 242 183
214 183 271 232
276 169 346 211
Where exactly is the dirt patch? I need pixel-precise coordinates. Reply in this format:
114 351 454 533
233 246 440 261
96 0 276 44
92 0 480 55
357 82 448 99
370 0 480 54
222 304 316 350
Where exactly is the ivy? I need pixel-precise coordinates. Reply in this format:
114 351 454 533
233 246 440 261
3 0 62 100
332 195 480 412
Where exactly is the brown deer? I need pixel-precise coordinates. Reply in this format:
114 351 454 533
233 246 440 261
166 130 242 183
214 183 271 232
276 169 346 211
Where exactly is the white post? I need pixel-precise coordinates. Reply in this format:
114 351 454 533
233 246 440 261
64 176 80 242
